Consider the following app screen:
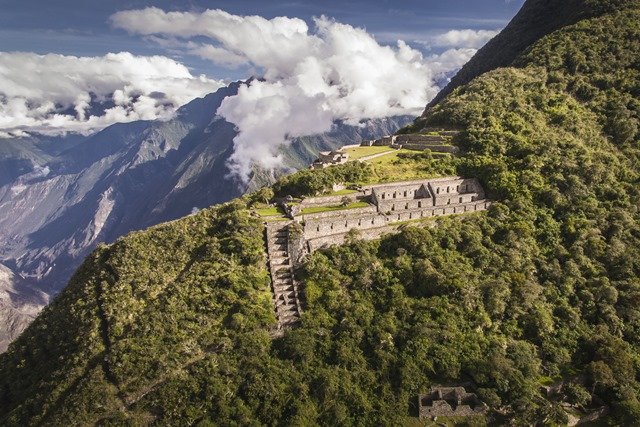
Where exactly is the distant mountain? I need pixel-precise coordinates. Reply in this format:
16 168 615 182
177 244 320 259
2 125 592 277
0 81 412 351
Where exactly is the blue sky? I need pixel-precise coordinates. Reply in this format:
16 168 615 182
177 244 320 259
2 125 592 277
0 0 524 78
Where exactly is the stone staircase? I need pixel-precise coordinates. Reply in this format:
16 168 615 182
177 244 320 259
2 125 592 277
265 222 302 332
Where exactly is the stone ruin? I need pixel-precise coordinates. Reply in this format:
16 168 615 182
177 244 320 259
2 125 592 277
311 149 350 169
418 387 488 419
262 176 492 331
296 176 490 251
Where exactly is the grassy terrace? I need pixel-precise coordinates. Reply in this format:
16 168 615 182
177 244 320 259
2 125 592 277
325 188 358 196
366 149 455 183
254 206 285 217
299 201 370 215
344 145 395 159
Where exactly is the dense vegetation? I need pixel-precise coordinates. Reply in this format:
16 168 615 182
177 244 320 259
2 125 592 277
1 0 639 425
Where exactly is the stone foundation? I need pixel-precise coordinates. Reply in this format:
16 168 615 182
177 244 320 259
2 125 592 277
418 387 488 419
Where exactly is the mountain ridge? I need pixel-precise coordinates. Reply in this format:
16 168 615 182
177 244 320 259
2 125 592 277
1 0 639 424
424 0 639 110
0 81 412 352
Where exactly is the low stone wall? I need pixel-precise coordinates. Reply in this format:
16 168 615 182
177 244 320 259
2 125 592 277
372 136 393 146
364 178 448 192
300 193 361 207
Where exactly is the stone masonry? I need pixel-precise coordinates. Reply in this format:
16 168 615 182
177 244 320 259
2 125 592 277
263 176 491 333
265 222 302 331
361 132 460 154
298 176 491 251
418 387 488 419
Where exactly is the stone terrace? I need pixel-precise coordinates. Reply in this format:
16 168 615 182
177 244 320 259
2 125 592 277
362 131 460 154
262 176 491 332
296 176 491 251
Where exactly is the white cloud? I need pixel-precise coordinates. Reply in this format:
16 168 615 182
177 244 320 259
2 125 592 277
0 51 223 136
112 8 473 181
430 29 499 49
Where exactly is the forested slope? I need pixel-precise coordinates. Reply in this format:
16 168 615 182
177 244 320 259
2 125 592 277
0 0 639 425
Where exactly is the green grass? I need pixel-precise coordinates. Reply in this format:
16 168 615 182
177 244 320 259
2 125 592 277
254 206 285 217
299 201 370 215
363 150 455 183
325 189 359 196
345 145 395 159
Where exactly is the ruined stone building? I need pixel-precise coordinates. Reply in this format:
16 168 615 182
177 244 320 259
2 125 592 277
297 177 490 251
418 387 488 419
311 149 349 169
263 176 491 330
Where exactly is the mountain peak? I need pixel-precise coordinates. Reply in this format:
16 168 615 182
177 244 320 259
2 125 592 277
425 0 638 110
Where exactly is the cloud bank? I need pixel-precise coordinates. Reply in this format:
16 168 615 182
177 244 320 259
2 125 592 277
430 29 499 49
112 8 479 181
0 51 223 137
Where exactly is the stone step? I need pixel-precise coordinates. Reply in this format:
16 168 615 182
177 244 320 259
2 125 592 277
269 241 287 249
274 269 292 278
279 309 300 318
279 313 301 325
275 291 296 300
273 284 294 293
274 285 295 294
278 311 299 321
265 222 302 330
275 298 294 307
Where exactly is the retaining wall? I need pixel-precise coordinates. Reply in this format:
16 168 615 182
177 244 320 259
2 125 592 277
302 200 491 243
377 198 433 212
300 193 361 207
396 134 447 144
296 205 377 222
433 192 480 207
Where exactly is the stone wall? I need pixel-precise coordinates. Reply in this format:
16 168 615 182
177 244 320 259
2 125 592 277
307 222 412 252
429 177 484 198
298 205 377 222
418 387 488 419
299 193 361 207
371 183 426 204
377 197 432 212
302 201 491 244
395 134 446 144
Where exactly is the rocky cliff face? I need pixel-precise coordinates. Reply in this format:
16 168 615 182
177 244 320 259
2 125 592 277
0 81 412 351
0 264 49 353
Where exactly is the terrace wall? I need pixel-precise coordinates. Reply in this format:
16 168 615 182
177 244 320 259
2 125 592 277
297 205 378 222
302 201 491 244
